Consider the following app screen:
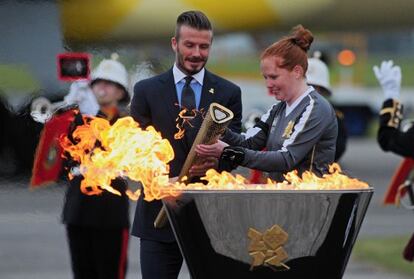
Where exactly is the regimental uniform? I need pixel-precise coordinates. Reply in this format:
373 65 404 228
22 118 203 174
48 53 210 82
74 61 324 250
378 98 414 261
222 87 338 181
378 98 414 158
333 107 347 161
62 109 130 279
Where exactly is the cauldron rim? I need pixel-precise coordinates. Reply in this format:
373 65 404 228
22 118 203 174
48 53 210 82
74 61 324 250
176 188 373 194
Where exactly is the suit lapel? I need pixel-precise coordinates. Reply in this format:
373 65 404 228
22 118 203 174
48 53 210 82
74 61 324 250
199 70 217 112
159 69 191 151
159 69 180 120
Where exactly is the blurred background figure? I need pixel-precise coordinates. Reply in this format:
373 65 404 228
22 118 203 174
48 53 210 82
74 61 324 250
30 53 130 124
88 54 131 117
30 54 131 186
61 56 131 279
307 51 348 162
373 60 414 262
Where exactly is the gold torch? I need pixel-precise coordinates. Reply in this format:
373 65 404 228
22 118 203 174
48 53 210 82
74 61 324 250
154 102 234 228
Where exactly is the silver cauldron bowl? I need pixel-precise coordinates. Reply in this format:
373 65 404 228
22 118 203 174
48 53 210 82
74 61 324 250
164 188 373 279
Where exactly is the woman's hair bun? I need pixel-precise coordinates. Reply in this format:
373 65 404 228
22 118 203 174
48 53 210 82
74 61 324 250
290 25 313 52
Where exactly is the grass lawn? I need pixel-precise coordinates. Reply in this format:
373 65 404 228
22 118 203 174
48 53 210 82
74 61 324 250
0 64 40 92
353 235 414 276
206 53 414 87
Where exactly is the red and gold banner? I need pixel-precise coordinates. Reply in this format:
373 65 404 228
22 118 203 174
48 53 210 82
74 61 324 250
30 109 75 187
383 158 414 205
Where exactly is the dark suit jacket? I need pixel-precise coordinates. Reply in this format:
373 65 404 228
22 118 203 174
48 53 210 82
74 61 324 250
130 68 242 242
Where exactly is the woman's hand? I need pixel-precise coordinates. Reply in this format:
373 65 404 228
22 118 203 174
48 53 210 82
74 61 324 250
195 140 229 159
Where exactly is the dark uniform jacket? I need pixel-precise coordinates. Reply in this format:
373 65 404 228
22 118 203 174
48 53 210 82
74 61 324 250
334 108 347 161
130 68 242 242
377 98 414 159
62 110 130 229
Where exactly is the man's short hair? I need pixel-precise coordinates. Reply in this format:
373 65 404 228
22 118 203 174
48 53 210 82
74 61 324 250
175 10 212 40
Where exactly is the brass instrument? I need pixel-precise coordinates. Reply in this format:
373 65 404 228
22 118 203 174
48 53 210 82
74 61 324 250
30 97 67 123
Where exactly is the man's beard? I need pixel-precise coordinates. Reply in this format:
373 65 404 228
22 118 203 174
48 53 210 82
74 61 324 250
176 48 207 75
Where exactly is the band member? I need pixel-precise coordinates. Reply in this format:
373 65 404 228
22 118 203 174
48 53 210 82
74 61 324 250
373 60 414 261
307 52 347 161
62 57 131 279
374 60 414 158
129 11 243 279
196 25 337 181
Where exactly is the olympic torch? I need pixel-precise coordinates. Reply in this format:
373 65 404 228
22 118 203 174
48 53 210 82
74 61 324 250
154 102 234 228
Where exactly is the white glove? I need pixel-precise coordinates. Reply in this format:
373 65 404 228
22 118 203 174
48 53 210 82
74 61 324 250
64 81 100 116
373 60 401 100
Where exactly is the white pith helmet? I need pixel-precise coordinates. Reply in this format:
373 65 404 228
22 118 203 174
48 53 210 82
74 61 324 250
307 51 331 95
91 53 130 103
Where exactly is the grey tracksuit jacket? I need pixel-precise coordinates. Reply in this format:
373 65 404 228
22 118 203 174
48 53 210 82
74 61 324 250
223 89 338 181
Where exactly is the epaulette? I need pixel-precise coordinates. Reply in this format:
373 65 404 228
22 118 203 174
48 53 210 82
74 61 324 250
380 99 403 128
335 109 344 120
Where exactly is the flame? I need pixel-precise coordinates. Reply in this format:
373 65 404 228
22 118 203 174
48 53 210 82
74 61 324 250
60 116 180 201
174 107 203 139
180 163 369 191
61 115 368 201
281 163 369 190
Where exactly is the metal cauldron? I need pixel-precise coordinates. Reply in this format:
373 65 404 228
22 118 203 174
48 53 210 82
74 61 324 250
164 188 373 279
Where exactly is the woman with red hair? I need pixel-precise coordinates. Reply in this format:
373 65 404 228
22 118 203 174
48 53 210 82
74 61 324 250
195 25 338 181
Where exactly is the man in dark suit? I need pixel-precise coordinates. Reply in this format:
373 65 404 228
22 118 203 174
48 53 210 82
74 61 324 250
130 10 242 279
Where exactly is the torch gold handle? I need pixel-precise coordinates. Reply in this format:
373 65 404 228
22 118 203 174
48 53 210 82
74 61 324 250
154 103 234 229
154 206 168 228
178 102 234 181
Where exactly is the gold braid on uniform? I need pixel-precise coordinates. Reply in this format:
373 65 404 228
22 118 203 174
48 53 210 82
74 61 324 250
335 109 344 120
380 99 403 129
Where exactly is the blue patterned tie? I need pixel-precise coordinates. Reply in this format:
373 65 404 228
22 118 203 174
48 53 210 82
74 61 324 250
181 76 196 112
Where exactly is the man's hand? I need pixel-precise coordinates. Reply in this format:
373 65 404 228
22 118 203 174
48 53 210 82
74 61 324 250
195 140 229 159
169 177 179 183
189 157 218 177
373 60 401 100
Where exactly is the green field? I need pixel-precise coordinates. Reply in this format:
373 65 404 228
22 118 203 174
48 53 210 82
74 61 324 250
206 54 414 87
2 52 414 94
353 235 414 276
0 64 40 93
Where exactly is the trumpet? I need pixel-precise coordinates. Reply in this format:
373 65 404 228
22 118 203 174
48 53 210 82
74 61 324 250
30 97 68 123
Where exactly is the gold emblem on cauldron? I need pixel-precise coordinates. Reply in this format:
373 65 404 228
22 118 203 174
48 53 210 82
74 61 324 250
248 225 289 271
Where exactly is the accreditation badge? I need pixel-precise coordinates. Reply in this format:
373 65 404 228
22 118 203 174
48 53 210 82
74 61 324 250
282 121 295 139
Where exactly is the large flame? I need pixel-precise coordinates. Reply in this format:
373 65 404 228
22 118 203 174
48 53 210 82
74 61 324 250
60 116 179 201
61 116 368 202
